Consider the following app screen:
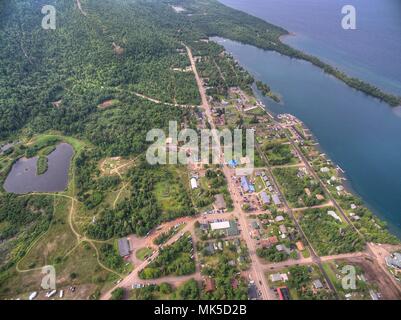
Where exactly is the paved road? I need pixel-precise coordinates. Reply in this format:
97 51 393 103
185 44 275 300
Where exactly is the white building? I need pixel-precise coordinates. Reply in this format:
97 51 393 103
327 210 342 222
210 221 230 231
190 177 198 189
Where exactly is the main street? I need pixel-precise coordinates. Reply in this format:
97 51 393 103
185 44 275 300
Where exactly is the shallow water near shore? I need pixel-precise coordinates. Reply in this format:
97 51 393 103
213 36 401 238
3 143 74 194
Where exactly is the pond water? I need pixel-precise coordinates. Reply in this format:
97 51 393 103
3 143 74 194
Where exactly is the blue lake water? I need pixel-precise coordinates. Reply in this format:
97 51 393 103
220 0 401 95
215 0 401 237
213 36 401 238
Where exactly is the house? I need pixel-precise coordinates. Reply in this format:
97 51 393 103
248 284 258 300
320 167 330 173
279 225 287 234
260 191 271 205
295 241 305 251
214 194 227 210
204 278 216 293
313 279 324 290
270 273 282 282
275 215 285 222
190 177 198 189
270 273 288 283
327 210 342 222
350 204 357 210
336 185 344 192
385 252 401 269
276 244 290 254
272 193 281 206
241 176 250 192
117 238 131 257
260 236 278 248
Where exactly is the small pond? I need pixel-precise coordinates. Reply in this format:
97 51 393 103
3 143 74 194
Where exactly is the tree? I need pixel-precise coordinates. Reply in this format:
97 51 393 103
111 288 125 300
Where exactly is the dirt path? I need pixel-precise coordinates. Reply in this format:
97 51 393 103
133 92 195 108
75 0 87 16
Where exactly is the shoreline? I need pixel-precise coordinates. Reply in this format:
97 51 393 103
251 85 401 241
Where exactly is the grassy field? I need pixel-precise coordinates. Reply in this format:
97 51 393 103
136 247 153 261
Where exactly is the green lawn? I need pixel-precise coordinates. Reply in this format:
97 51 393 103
136 247 153 261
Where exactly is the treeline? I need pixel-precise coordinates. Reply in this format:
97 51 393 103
139 235 195 279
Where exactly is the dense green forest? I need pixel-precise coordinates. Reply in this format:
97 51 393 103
1 0 399 144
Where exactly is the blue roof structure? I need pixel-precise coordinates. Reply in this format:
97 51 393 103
260 191 271 204
228 159 238 168
241 176 250 192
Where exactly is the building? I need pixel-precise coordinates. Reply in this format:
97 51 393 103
260 236 278 248
295 241 305 251
313 279 324 290
248 284 258 300
272 193 281 206
270 273 282 282
275 215 284 222
279 224 287 234
385 252 401 269
211 221 230 231
214 194 227 210
327 210 342 222
210 220 239 237
277 287 291 300
228 159 238 168
117 238 131 257
260 191 271 205
270 273 288 283
190 177 198 189
241 176 250 192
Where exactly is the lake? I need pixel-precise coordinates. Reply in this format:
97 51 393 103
3 143 74 194
220 0 401 95
215 0 401 237
213 36 401 238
